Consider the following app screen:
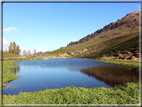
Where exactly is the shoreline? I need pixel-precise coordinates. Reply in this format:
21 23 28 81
3 58 139 88
2 58 140 104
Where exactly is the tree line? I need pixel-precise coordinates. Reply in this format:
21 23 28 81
5 41 37 57
23 49 37 57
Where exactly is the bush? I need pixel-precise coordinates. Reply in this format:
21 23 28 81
127 56 133 60
119 56 126 59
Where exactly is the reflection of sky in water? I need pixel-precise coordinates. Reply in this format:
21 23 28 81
3 58 139 95
5 82 20 89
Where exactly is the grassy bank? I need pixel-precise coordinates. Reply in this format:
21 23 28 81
3 57 43 61
3 57 44 86
96 59 139 67
3 82 139 104
2 58 140 104
3 60 20 86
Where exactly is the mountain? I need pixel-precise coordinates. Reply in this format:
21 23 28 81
37 51 50 56
67 11 139 46
42 11 140 60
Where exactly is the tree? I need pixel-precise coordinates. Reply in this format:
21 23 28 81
5 49 7 52
8 42 21 54
33 49 37 57
13 42 17 54
16 45 21 54
23 50 27 57
8 42 13 53
30 52 32 57
28 50 32 57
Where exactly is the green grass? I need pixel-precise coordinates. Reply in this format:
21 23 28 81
2 51 22 57
3 57 44 86
96 59 139 67
3 60 20 86
82 32 139 59
3 82 139 104
3 57 44 61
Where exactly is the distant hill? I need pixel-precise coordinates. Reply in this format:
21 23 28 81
43 11 140 60
3 52 22 57
37 51 50 56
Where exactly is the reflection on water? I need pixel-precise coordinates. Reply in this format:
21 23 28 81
3 58 139 95
9 66 20 74
80 65 139 87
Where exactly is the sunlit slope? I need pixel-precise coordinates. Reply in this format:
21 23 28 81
42 11 140 58
3 52 22 57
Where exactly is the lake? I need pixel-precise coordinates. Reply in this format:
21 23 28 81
3 58 139 95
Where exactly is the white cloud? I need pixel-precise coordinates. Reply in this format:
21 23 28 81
3 38 10 45
0 38 10 46
0 38 10 51
3 27 19 32
36 48 49 53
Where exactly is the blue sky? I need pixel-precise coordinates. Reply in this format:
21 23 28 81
3 2 139 54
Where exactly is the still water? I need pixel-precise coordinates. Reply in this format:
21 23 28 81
3 58 139 95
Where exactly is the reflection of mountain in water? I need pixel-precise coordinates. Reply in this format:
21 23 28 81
9 65 20 74
80 65 139 87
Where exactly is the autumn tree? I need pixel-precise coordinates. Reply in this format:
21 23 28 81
8 42 13 53
33 49 37 57
16 45 21 54
28 50 32 57
23 50 28 57
8 42 21 54
13 42 17 54
30 52 32 57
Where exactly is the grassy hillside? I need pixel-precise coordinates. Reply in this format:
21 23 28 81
82 32 139 59
3 52 22 57
42 11 140 60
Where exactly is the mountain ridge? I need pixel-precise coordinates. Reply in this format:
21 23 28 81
37 51 50 56
67 11 139 46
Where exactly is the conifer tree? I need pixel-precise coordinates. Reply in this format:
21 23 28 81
16 45 21 54
8 42 13 53
8 42 21 54
13 42 17 54
33 49 37 57
23 50 27 57
28 50 32 57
